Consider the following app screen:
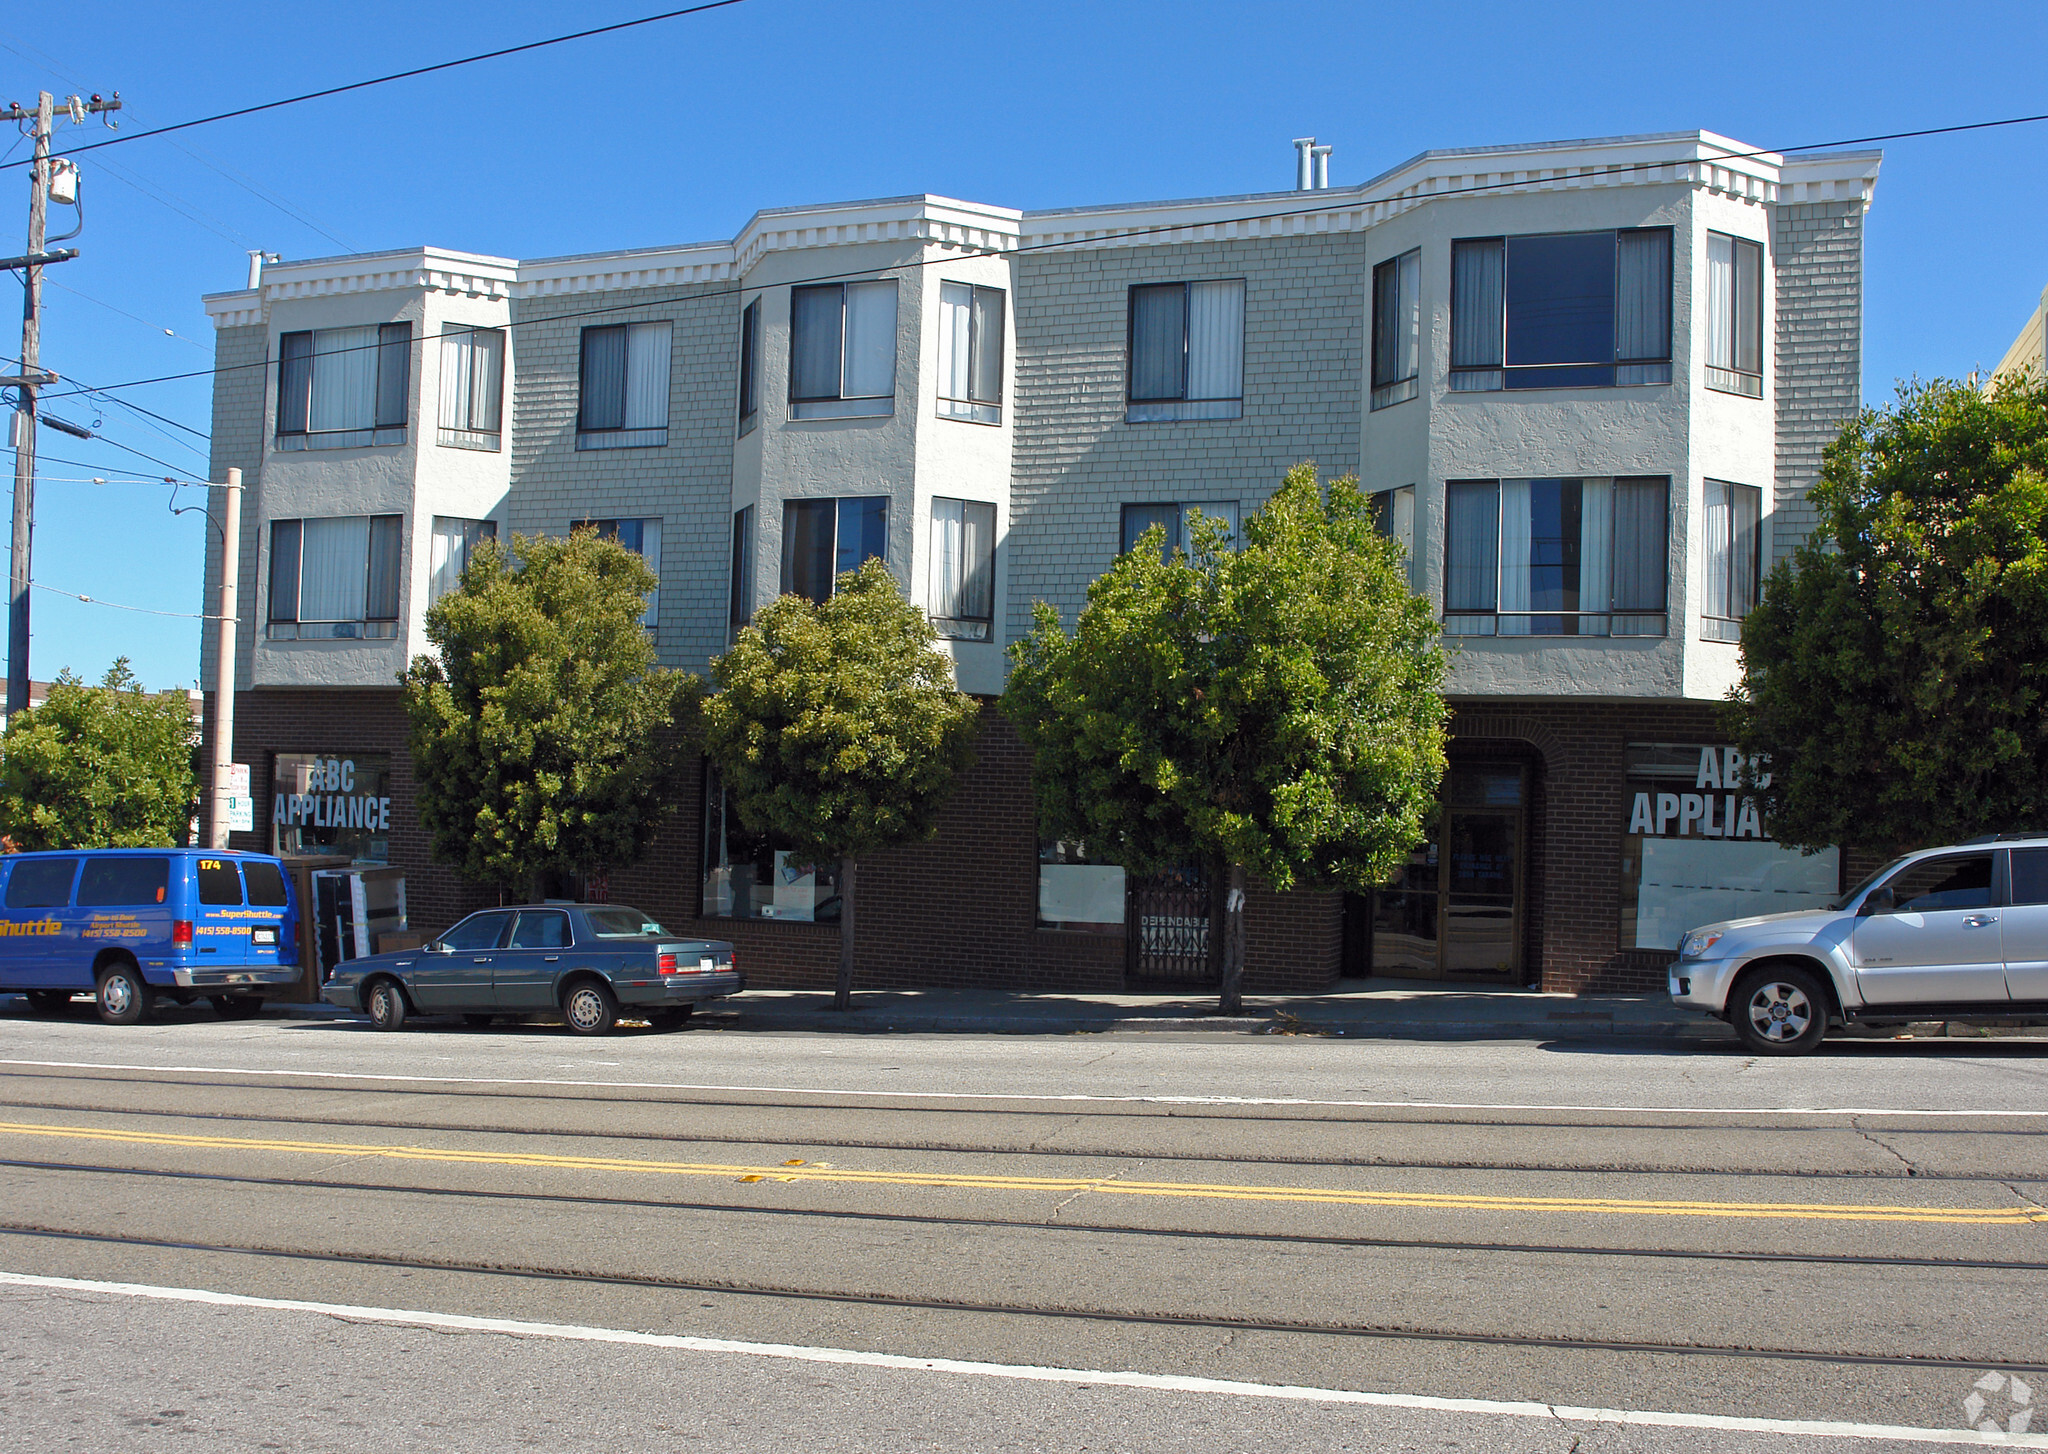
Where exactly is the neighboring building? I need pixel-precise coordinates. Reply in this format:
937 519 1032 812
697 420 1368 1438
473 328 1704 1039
198 130 1881 995
1991 284 2048 388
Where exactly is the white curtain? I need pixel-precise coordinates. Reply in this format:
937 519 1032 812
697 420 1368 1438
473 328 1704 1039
930 498 964 617
1395 251 1421 382
1497 478 1532 634
938 283 973 401
637 519 661 628
1615 230 1671 362
1705 479 1732 616
1391 486 1416 585
1579 476 1612 635
1185 280 1244 401
309 326 377 432
1451 239 1505 370
1444 481 1499 632
623 322 671 429
841 280 897 399
299 516 368 621
438 332 473 432
1706 233 1735 371
467 328 504 431
1185 501 1240 551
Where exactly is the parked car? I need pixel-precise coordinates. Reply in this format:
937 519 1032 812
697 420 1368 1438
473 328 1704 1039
322 902 741 1036
0 848 300 1024
1671 832 2048 1054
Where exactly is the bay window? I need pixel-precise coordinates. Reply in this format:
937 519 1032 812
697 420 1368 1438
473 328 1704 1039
427 517 496 605
436 325 504 450
1370 249 1421 409
729 506 755 633
1705 232 1764 397
267 515 403 640
1443 476 1668 637
1120 501 1239 561
1702 479 1763 642
276 323 411 449
1127 280 1245 422
577 321 672 449
575 517 662 629
781 496 888 604
1450 229 1671 391
928 497 996 640
790 280 898 419
936 281 1005 424
737 298 760 436
1370 485 1417 586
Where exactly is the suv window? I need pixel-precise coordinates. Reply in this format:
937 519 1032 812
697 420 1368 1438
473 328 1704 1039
6 859 78 908
197 858 244 906
509 911 571 949
243 861 290 907
1883 854 1994 913
441 911 513 951
77 857 171 907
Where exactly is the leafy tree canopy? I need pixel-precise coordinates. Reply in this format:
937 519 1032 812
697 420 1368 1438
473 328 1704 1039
0 659 197 850
401 529 702 892
1732 373 2048 854
1003 463 1451 895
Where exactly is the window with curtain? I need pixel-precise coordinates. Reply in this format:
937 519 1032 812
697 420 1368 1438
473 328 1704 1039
427 517 496 605
576 321 672 449
276 323 411 449
436 326 504 451
266 515 403 639
1442 477 1668 637
781 497 889 604
789 280 898 419
1126 280 1245 422
1370 250 1422 410
729 506 755 633
1702 479 1763 641
1705 232 1764 398
1119 501 1239 562
1448 229 1671 392
1370 486 1418 587
936 282 1005 424
573 518 663 630
737 298 760 436
928 497 997 640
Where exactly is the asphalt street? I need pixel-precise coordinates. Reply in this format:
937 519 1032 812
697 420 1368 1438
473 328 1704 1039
3 1002 2048 1451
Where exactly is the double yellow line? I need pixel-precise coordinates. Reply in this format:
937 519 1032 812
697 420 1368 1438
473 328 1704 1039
2 1118 2042 1227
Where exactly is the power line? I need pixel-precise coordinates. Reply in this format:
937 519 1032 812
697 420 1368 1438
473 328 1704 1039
42 276 211 351
0 0 754 172
30 580 220 620
34 106 2048 408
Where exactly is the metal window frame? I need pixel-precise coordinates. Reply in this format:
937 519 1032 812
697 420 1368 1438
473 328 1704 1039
1440 475 1671 638
1702 477 1764 624
936 280 1007 420
1125 278 1246 407
788 278 898 409
737 297 760 434
927 495 996 634
1370 249 1422 397
729 505 754 629
436 323 505 451
263 513 404 639
273 324 412 445
1704 230 1766 398
1448 229 1673 393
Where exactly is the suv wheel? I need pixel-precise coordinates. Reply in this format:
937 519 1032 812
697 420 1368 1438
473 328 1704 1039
95 963 148 1026
1732 965 1830 1055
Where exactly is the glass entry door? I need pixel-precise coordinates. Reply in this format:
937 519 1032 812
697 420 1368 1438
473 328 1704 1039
1369 763 1526 981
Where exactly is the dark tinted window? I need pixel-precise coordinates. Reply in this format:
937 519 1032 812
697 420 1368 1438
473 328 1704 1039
441 911 512 951
2011 849 2048 907
243 861 290 907
196 859 244 906
1883 855 1994 913
6 858 78 908
509 911 571 949
77 857 170 907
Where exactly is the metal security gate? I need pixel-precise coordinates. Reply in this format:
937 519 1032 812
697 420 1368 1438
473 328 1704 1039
1126 867 1215 987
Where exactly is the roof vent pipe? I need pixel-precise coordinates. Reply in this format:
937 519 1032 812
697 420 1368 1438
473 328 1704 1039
1292 137 1316 192
246 249 279 290
1311 145 1332 190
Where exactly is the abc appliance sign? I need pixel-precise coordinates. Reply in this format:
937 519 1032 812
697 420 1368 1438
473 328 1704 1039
273 757 391 832
1628 746 1771 841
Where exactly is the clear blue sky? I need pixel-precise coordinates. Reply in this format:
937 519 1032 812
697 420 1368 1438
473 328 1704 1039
4 0 2044 690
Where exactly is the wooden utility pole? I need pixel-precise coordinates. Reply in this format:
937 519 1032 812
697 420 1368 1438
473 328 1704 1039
4 89 120 718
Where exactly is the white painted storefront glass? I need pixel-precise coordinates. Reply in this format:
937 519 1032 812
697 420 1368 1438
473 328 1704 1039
308 326 378 433
298 516 370 622
1636 838 1839 951
928 497 996 639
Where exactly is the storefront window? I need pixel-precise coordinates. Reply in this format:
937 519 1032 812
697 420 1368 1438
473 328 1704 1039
272 753 393 864
699 765 840 921
1620 743 1837 950
1038 840 1124 934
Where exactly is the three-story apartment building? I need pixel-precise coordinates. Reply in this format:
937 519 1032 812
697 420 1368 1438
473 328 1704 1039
198 130 1881 995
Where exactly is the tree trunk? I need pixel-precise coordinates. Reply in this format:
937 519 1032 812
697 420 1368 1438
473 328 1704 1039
1218 862 1248 1015
835 855 857 1012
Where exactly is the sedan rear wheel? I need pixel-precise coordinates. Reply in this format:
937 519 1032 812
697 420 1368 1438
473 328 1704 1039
1732 965 1829 1055
562 980 619 1037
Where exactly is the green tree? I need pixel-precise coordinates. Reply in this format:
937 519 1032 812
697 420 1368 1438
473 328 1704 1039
0 659 198 849
401 529 702 896
703 558 980 1010
1731 373 2048 854
1003 464 1450 1012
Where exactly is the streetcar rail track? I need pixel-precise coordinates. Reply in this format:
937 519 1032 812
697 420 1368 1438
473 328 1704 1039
3 1220 2039 1374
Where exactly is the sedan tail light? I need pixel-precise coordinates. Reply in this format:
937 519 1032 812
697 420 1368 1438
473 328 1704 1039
657 952 678 975
172 920 193 945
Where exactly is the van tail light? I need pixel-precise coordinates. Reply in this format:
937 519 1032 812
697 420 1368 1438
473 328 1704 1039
172 920 193 945
657 952 678 975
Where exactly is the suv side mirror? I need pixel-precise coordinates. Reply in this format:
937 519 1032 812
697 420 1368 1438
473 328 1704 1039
1859 886 1895 917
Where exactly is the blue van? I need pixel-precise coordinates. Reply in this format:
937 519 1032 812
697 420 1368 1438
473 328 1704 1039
0 848 300 1024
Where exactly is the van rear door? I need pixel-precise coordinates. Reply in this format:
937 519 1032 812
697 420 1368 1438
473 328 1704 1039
239 859 294 965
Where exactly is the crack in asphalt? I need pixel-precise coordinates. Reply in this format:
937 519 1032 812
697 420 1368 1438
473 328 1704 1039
1854 1123 1922 1177
1047 1161 1144 1223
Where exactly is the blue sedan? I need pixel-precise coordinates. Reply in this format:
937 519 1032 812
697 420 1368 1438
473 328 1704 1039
322 903 741 1036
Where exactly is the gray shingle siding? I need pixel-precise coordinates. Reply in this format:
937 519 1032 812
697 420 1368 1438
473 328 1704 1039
1770 200 1864 564
200 323 268 693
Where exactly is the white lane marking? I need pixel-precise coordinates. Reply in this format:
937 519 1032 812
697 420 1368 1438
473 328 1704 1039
1 1056 2045 1119
0 1269 2032 1447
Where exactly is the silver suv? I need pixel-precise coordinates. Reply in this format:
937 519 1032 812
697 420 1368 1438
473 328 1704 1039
1670 833 2048 1054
